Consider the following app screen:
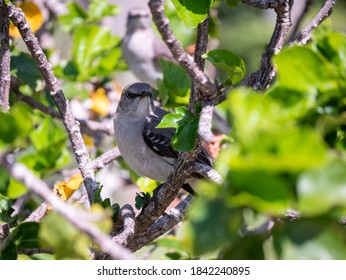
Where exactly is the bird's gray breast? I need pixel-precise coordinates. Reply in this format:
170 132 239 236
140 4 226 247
113 114 173 182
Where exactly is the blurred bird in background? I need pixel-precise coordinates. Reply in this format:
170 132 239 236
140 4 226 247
121 8 174 87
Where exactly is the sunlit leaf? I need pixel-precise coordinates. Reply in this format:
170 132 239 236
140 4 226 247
171 0 212 28
72 25 121 81
9 1 44 38
157 107 199 151
136 177 159 194
90 87 111 117
202 49 246 84
273 218 346 259
297 159 346 216
157 59 190 107
39 212 90 259
53 174 83 202
0 103 33 148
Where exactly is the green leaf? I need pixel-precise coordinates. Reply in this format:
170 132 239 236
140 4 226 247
171 0 213 28
202 49 246 85
220 235 266 260
188 197 243 255
11 53 41 90
29 118 66 152
27 118 69 171
88 0 119 22
135 192 151 210
297 159 346 216
228 171 293 215
136 177 159 194
316 32 346 77
58 2 88 31
225 0 239 7
157 59 190 107
7 178 27 199
157 107 199 152
72 25 121 81
274 46 336 93
0 103 33 148
0 168 10 194
218 88 327 172
59 0 119 31
11 222 40 249
39 212 90 259
0 241 17 260
0 194 12 214
273 218 346 259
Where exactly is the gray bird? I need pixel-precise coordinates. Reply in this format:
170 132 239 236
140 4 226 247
113 82 213 194
121 8 173 87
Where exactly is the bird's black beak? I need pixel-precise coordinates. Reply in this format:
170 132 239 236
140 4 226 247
140 90 152 98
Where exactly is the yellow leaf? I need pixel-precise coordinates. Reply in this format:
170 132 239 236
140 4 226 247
53 174 83 201
90 88 111 117
83 134 94 148
9 1 44 38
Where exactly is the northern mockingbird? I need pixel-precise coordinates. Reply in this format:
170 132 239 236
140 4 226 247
121 8 173 87
113 82 213 194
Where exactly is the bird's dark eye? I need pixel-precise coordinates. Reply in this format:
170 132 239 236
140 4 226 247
125 91 133 99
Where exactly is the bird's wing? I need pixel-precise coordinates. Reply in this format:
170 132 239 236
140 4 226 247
142 107 179 160
143 107 213 172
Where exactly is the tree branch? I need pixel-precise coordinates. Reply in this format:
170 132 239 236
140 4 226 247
148 0 220 102
5 1 98 203
292 0 337 45
0 153 133 260
241 0 281 9
112 204 135 247
242 0 293 90
288 0 314 42
0 3 10 113
127 195 192 252
12 84 114 136
125 147 201 249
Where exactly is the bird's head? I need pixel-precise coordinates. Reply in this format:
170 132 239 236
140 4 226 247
126 8 152 32
117 82 154 118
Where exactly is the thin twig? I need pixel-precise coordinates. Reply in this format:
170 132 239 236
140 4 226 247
241 0 293 90
12 84 114 135
288 0 314 42
0 3 10 113
148 0 220 102
127 195 192 252
292 0 337 45
17 247 54 255
5 1 98 203
0 153 133 260
198 100 214 143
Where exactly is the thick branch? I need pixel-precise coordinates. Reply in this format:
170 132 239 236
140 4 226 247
5 2 98 203
242 0 293 90
0 3 10 113
189 16 210 110
125 148 201 248
127 195 192 252
112 204 135 247
241 0 281 9
293 0 337 45
0 153 133 260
